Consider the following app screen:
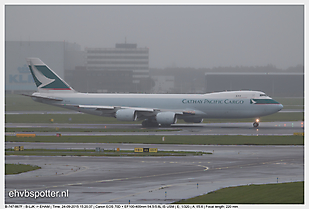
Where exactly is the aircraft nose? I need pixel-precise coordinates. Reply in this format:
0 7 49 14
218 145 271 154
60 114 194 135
278 104 283 111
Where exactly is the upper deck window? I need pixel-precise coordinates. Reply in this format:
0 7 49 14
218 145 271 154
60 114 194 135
260 94 267 97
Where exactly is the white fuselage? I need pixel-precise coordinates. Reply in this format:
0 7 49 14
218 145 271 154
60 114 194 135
26 58 283 126
32 90 283 120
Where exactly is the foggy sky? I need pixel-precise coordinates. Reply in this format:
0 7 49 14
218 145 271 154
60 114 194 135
5 5 304 69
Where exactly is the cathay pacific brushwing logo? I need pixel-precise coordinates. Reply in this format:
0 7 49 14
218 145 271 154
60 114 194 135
32 66 55 88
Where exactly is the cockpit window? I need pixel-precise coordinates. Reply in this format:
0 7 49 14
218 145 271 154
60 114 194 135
260 94 267 97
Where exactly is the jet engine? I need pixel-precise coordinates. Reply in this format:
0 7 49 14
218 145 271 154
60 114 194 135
183 118 203 123
115 109 137 121
156 112 177 126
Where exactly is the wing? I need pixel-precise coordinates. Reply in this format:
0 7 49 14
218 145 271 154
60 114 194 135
77 105 155 112
70 104 199 119
69 104 156 118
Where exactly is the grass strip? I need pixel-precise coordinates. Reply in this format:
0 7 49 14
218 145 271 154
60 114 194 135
175 181 304 204
5 135 304 145
5 163 41 175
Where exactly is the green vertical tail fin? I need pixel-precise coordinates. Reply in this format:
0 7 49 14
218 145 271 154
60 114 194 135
27 58 75 92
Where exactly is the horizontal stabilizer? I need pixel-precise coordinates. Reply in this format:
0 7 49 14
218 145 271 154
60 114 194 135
21 94 63 101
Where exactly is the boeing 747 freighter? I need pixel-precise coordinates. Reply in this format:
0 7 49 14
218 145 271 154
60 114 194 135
24 58 283 127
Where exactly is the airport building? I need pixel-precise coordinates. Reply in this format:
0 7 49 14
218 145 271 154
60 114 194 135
151 75 175 93
5 41 84 92
205 72 304 97
70 43 152 93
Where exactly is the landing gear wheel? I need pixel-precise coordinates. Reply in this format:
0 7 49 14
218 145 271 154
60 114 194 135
160 124 171 127
253 122 259 128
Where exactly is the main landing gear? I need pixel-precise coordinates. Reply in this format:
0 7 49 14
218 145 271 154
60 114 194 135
142 119 159 127
253 119 260 128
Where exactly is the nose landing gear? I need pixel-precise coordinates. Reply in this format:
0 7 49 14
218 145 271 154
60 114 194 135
253 119 260 128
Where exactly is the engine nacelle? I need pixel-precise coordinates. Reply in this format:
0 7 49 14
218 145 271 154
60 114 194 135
183 117 203 123
156 112 177 125
115 109 137 121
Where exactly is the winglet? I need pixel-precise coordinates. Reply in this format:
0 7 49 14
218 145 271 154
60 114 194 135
27 58 75 92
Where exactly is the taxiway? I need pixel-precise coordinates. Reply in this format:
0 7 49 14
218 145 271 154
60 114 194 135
5 145 303 204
